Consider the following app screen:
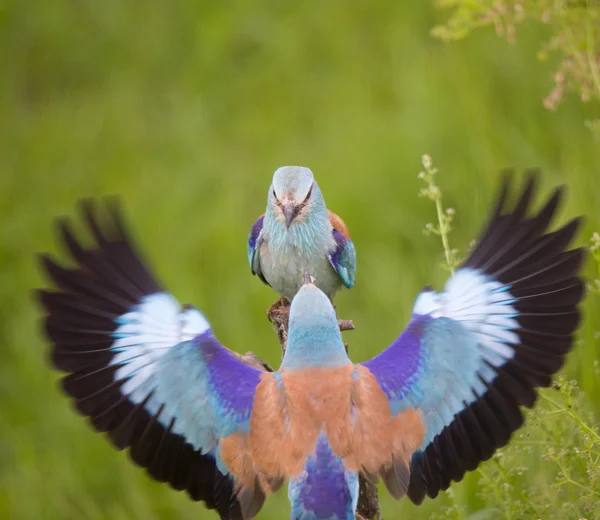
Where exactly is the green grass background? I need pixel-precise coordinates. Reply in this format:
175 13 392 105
1 1 599 519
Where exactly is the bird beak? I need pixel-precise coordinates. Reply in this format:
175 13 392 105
283 203 295 229
302 269 315 285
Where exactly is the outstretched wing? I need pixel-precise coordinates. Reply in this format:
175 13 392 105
37 199 266 520
247 214 269 286
328 211 356 289
361 172 584 504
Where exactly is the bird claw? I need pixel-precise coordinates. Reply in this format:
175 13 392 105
267 296 290 317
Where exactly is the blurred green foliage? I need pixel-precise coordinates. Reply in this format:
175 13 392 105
432 0 600 139
1 1 599 519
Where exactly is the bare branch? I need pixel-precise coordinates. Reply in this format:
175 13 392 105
356 473 382 520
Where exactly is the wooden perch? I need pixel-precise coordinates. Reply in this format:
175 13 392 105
230 297 381 520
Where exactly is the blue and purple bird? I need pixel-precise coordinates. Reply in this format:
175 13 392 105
37 172 584 519
248 166 356 302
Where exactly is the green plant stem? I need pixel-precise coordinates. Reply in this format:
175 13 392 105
540 393 600 443
435 195 454 274
491 458 531 509
556 457 600 497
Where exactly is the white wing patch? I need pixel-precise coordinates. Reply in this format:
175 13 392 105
407 269 522 446
414 268 519 380
109 292 210 405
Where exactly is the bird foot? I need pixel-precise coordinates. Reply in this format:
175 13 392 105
267 296 291 315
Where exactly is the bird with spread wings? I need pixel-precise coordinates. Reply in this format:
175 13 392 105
37 172 584 519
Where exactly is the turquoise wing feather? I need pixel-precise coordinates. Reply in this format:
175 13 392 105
111 293 261 455
328 230 356 289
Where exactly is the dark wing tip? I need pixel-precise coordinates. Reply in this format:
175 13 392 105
495 167 515 214
37 253 67 286
562 216 585 247
511 171 538 219
32 287 55 313
79 195 125 217
37 252 55 274
75 195 130 250
105 195 132 238
462 170 579 277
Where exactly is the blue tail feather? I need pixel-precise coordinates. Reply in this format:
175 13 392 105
289 432 358 520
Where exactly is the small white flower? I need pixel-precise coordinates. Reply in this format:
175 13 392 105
422 154 432 170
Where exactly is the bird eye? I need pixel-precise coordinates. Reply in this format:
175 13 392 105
303 186 313 202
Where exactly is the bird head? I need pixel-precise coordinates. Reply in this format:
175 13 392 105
269 166 319 229
290 272 336 326
282 270 348 370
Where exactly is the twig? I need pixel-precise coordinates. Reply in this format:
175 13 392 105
355 473 382 520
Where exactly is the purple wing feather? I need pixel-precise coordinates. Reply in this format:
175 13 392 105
327 230 356 289
361 314 430 402
200 332 262 425
248 215 264 251
248 215 269 285
328 231 346 269
149 327 261 447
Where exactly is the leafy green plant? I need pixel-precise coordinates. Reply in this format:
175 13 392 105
418 155 600 519
431 1 600 140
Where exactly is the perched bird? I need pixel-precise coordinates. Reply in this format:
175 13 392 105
37 172 584 519
248 166 356 301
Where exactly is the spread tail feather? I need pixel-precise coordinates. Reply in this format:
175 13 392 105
289 433 359 520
